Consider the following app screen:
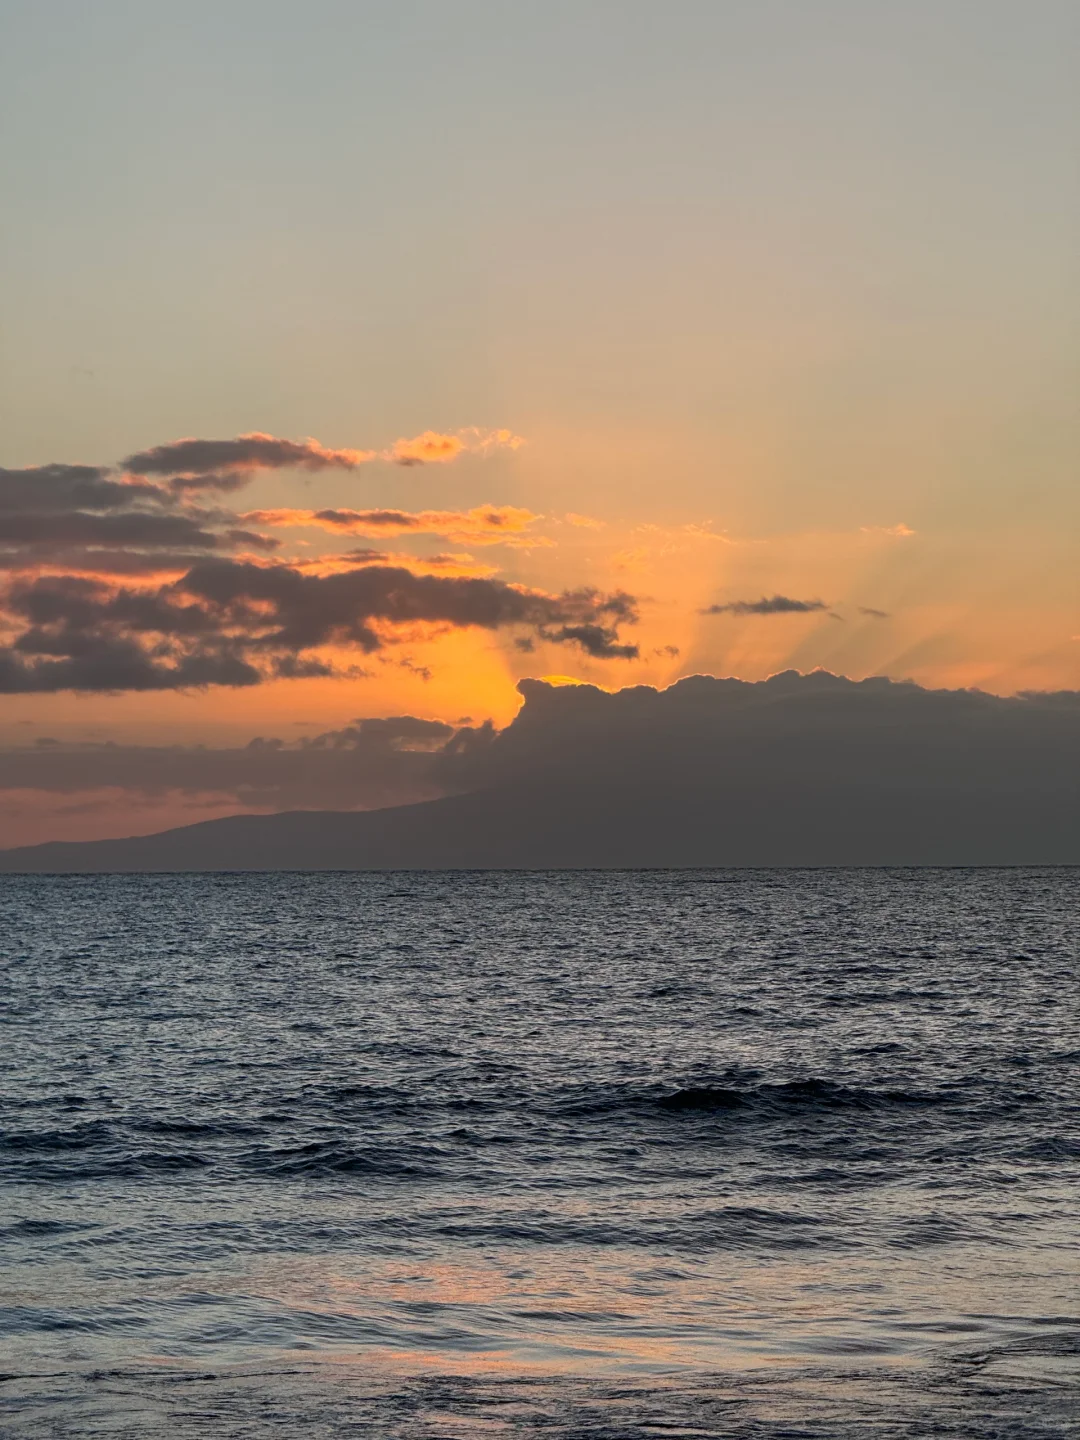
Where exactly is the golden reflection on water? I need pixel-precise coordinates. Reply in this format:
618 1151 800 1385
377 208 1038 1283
210 1247 1020 1376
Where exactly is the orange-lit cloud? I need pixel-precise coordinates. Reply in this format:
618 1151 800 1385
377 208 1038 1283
291 549 499 579
605 521 732 576
387 431 464 465
388 427 524 465
861 523 915 538
633 520 733 551
612 547 651 573
241 504 549 547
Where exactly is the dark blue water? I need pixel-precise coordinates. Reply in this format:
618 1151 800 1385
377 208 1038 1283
2 869 1078 1437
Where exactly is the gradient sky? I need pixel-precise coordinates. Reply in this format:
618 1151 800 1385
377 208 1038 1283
1 0 1078 826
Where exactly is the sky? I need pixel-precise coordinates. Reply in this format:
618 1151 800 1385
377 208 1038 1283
1 0 1078 842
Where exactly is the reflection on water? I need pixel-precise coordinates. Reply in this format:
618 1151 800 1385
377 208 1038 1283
5 1347 1080 1439
204 1246 1077 1374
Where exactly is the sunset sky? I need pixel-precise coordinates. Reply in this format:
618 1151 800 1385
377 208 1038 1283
1 0 1078 841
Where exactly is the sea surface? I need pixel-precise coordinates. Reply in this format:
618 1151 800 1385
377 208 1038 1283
2 868 1078 1437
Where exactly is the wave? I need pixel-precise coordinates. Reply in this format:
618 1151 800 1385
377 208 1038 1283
655 1078 946 1114
555 1075 955 1122
1 1070 1062 1189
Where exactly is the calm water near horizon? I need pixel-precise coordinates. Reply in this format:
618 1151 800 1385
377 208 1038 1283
2 869 1078 1436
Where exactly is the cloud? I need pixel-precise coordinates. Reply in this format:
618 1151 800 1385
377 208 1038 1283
0 637 262 695
702 595 828 616
291 548 499 578
859 606 890 619
123 427 524 485
634 521 733 550
0 547 231 576
0 714 468 845
174 561 637 654
861 523 915 538
0 509 225 550
122 433 376 479
0 512 278 577
389 432 465 465
241 504 545 546
0 562 639 692
305 715 455 749
390 427 524 466
419 553 499 575
0 465 164 513
165 472 266 495
535 623 638 659
565 512 605 529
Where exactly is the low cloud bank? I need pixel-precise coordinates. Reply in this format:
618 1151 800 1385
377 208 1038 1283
0 716 457 846
7 713 453 786
443 670 1080 798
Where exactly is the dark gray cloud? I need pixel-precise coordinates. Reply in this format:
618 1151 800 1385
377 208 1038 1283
0 436 371 580
0 436 372 576
1 432 536 587
859 606 890 619
0 639 261 694
302 716 454 750
122 434 367 478
317 508 420 529
0 465 163 513
166 473 261 495
175 562 638 656
702 596 828 616
535 623 638 659
0 451 281 576
0 563 639 692
0 546 221 575
0 510 223 549
419 670 1080 866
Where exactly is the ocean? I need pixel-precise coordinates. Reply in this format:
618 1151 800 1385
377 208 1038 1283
2 869 1077 1437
